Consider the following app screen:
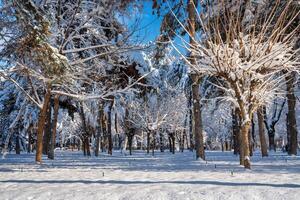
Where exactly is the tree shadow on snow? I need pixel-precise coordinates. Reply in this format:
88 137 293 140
0 179 299 188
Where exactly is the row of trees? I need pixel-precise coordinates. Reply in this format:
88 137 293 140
0 0 299 170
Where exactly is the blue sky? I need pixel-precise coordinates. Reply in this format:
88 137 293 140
127 1 162 44
126 1 188 54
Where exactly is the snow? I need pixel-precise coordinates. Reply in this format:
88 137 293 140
0 150 299 200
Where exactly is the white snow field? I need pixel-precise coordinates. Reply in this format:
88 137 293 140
0 150 299 200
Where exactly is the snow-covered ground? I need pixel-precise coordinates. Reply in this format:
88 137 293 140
0 150 299 200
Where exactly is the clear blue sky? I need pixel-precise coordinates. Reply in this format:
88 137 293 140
127 1 163 44
127 1 188 54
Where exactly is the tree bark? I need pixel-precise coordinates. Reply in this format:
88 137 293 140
48 95 59 160
95 104 103 157
101 107 106 153
128 134 133 155
147 131 150 154
152 131 156 156
171 133 175 154
286 73 298 155
188 0 205 160
188 94 194 151
250 118 256 156
168 134 172 152
257 107 268 157
181 130 185 152
82 139 86 156
159 132 164 152
43 101 52 155
241 121 251 169
107 101 113 155
27 127 32 153
268 127 276 151
249 124 253 156
79 102 90 156
191 74 205 160
232 108 240 155
15 132 20 154
36 85 51 163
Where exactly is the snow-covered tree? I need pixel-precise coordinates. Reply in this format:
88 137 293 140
174 1 299 168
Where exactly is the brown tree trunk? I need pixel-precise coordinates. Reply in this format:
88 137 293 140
48 95 59 160
188 95 194 151
147 131 150 154
286 73 298 155
168 134 172 152
241 121 251 169
36 85 51 163
84 137 90 156
171 133 175 154
43 101 52 155
79 102 91 156
257 107 268 157
95 104 103 157
268 128 276 151
249 125 253 156
232 109 240 155
27 128 32 153
152 131 156 156
101 107 106 153
82 139 86 156
128 134 133 155
159 132 164 152
250 118 256 155
188 0 205 160
181 130 185 152
107 101 113 155
191 74 205 160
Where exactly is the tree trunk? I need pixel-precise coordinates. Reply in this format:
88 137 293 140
257 107 268 157
82 139 86 156
221 140 224 152
159 132 164 152
181 130 185 152
168 135 172 152
128 135 132 155
43 101 52 155
36 85 51 163
171 134 175 154
189 101 194 151
152 131 156 156
15 132 20 154
85 137 91 156
191 74 205 160
286 73 298 155
27 126 32 153
95 104 103 157
249 126 253 156
268 127 276 151
188 0 204 159
147 131 150 154
239 129 244 165
48 95 59 160
100 107 106 153
107 101 113 155
250 118 256 156
241 121 251 169
95 132 100 156
79 102 91 156
232 109 240 155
